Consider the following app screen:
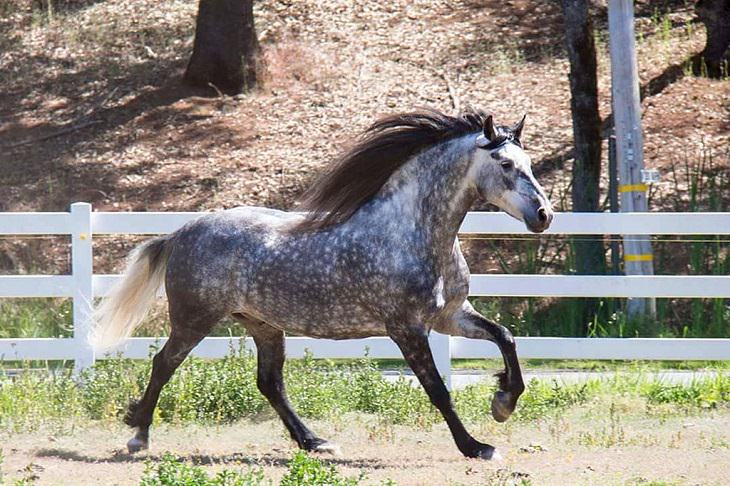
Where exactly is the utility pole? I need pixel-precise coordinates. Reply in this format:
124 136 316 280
607 0 656 317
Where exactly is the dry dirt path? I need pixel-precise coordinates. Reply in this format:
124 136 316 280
3 408 729 485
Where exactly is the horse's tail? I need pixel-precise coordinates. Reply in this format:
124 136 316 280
89 235 174 352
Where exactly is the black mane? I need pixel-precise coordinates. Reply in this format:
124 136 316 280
292 108 490 232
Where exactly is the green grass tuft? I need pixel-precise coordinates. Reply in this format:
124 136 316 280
139 451 372 486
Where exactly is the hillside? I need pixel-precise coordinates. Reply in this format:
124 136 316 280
1 0 727 214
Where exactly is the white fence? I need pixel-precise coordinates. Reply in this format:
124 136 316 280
1 203 730 383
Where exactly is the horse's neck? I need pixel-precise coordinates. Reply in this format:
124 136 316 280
370 135 478 255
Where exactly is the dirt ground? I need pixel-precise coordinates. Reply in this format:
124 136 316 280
2 406 729 485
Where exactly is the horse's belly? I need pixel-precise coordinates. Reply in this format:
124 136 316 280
239 297 387 339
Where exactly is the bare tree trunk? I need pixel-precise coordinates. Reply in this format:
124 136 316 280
184 0 259 94
696 0 730 78
562 0 607 327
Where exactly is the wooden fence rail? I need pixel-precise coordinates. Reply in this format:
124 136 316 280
1 203 729 384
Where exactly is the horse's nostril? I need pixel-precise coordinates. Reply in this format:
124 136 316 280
537 207 548 223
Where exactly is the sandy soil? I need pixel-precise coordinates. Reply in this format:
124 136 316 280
2 406 729 485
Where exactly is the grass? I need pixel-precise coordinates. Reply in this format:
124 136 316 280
1 350 729 436
0 298 72 339
139 451 384 486
335 357 730 372
1 352 728 486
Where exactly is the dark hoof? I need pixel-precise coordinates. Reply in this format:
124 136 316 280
127 436 149 454
491 390 514 423
304 438 342 456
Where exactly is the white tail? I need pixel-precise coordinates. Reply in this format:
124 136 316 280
89 236 172 352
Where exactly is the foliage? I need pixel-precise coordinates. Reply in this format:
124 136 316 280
0 298 72 339
643 375 730 409
140 451 369 486
0 368 82 433
2 351 729 436
140 452 268 486
280 451 363 486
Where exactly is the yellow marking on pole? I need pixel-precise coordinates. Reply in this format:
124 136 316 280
619 184 648 193
79 233 88 240
624 254 653 262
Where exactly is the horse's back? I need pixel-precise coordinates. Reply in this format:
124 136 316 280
163 206 302 308
174 206 301 241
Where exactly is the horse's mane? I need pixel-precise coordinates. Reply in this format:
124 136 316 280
291 108 489 233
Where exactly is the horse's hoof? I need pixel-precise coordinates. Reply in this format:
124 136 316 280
306 438 342 456
127 436 149 454
481 448 502 461
491 391 514 423
468 444 502 460
312 441 342 456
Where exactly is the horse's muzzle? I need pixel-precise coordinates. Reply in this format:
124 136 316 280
525 205 553 233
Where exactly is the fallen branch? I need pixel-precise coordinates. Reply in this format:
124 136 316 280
4 87 118 149
4 120 102 148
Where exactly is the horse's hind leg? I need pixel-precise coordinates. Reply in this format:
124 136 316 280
237 316 339 455
125 306 221 453
388 322 499 460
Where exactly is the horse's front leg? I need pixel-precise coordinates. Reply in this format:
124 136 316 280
388 323 500 460
436 301 525 423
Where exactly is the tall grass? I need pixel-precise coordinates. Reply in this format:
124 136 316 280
0 298 72 339
661 145 730 337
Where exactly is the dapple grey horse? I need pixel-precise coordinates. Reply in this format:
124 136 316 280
91 109 553 460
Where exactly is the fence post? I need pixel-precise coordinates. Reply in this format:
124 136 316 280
71 202 95 373
608 0 656 317
429 331 452 390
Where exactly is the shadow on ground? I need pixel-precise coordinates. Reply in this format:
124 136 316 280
35 447 394 470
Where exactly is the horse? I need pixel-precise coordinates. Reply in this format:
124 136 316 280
90 108 553 460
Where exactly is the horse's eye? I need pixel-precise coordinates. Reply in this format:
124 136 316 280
501 160 513 171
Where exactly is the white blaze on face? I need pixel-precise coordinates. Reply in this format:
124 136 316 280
495 143 533 221
469 137 548 223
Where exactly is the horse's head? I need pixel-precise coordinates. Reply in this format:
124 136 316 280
470 115 553 233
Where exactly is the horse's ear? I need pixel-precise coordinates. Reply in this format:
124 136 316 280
483 115 497 141
513 114 526 140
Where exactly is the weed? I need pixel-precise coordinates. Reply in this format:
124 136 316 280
140 452 268 486
139 450 375 486
0 298 72 339
1 352 729 437
280 451 363 486
643 375 730 409
577 401 627 447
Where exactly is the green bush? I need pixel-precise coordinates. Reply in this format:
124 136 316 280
642 375 730 408
139 451 368 486
140 453 267 486
280 451 362 486
0 369 82 433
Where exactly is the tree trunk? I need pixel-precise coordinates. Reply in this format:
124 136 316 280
184 0 259 94
696 0 730 78
562 0 607 327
